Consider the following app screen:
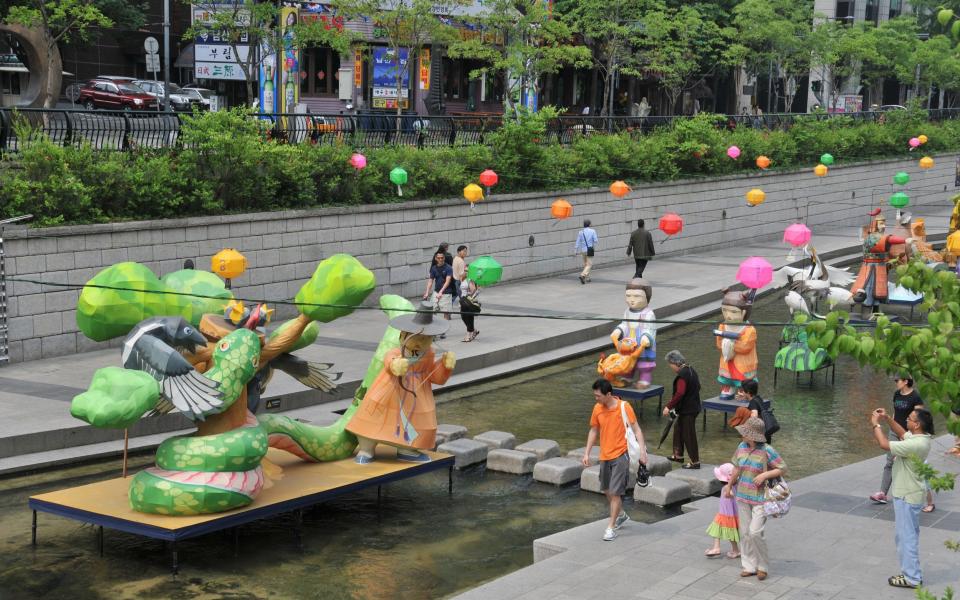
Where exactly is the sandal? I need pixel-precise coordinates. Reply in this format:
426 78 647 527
704 548 721 558
682 462 701 470
462 335 473 342
471 330 479 341
888 574 918 588
726 551 741 559
667 456 684 463
922 504 935 513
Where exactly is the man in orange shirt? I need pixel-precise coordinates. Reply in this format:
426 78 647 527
583 378 648 541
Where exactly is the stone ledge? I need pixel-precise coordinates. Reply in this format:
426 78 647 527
633 476 692 506
486 449 537 475
515 439 561 461
473 431 517 450
435 424 468 447
436 438 488 469
665 464 723 496
532 457 584 486
579 464 638 494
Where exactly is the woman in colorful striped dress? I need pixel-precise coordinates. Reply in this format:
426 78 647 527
705 462 740 558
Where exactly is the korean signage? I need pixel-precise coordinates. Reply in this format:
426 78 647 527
299 2 345 32
192 4 252 81
279 6 300 113
354 49 363 89
371 46 409 109
419 48 430 91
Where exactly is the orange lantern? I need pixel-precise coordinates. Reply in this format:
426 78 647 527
813 164 828 177
948 230 960 255
918 134 928 145
551 199 573 220
755 155 771 169
212 248 247 288
609 180 630 198
919 156 934 170
464 183 484 204
746 188 766 207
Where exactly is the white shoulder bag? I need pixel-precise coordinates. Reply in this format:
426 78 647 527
620 400 642 464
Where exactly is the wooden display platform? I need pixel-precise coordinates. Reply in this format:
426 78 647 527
700 396 771 432
612 385 665 416
29 447 453 572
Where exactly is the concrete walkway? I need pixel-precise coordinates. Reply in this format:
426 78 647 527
0 206 953 475
454 435 960 600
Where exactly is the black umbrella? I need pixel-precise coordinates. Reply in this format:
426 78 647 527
657 409 678 448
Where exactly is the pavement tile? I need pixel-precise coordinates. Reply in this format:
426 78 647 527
633 580 688 600
664 565 712 586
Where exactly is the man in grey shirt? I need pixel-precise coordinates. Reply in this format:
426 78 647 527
627 219 655 278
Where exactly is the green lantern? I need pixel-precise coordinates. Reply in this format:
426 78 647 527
819 153 834 166
467 256 503 287
893 172 910 186
889 192 909 209
938 9 954 27
390 167 408 196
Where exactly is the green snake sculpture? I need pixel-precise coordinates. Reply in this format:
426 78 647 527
70 254 412 516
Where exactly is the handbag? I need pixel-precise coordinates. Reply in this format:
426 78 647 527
587 246 595 257
760 402 780 437
460 294 481 311
762 475 791 518
620 401 642 464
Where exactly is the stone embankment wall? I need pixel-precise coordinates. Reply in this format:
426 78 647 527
3 155 956 362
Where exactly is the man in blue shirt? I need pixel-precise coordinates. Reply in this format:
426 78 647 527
423 251 455 336
575 219 599 284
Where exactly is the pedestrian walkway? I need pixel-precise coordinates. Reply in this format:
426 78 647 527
454 434 960 600
0 207 952 474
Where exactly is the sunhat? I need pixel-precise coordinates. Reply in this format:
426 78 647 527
713 462 735 483
388 301 450 337
728 406 751 428
735 417 767 443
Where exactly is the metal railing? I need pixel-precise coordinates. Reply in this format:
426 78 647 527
1 108 959 152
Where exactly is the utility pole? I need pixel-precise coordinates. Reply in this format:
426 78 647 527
163 0 171 111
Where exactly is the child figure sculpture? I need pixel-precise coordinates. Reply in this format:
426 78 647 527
347 303 456 464
714 289 758 400
608 278 656 388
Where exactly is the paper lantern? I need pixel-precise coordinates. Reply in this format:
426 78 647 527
467 256 503 287
746 188 766 206
783 223 812 248
755 155 771 169
918 134 928 145
909 137 921 148
551 199 573 220
727 146 741 159
390 167 408 196
919 156 935 170
814 164 828 177
736 256 774 289
893 171 910 186
659 213 684 236
464 183 484 204
610 180 630 198
350 152 367 170
947 230 960 254
819 153 834 166
212 248 248 280
479 169 499 188
889 192 910 209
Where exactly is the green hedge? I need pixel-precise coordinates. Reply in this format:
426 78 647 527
2 108 957 227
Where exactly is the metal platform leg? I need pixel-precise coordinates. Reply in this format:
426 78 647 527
171 541 179 576
98 525 103 557
377 485 382 507
702 410 707 433
448 465 453 495
31 510 37 546
774 368 779 386
657 393 663 414
295 509 304 551
233 527 239 558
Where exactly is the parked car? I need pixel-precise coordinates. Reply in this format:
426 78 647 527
133 80 201 111
78 79 158 111
181 84 216 109
878 105 907 111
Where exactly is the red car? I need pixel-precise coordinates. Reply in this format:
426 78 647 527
77 78 158 111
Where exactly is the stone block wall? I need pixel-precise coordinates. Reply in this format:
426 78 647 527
2 155 956 362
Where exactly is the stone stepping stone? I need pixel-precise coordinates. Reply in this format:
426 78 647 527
566 446 600 466
435 424 468 447
644 454 672 476
633 476 692 506
486 449 537 474
665 464 723 496
579 464 638 494
515 439 561 461
532 457 584 485
436 438 488 469
473 431 517 450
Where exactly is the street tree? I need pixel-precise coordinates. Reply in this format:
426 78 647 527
808 19 884 111
910 35 960 107
446 0 590 117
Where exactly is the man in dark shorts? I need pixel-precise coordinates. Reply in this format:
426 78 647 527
583 379 647 541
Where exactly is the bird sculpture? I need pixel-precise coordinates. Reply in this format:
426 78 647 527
785 290 810 316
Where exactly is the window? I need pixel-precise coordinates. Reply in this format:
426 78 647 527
889 0 902 19
835 1 853 22
299 47 341 96
865 0 878 23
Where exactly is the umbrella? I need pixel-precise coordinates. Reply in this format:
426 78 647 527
736 256 774 290
657 409 678 448
467 256 503 287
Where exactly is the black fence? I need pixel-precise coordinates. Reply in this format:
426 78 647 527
2 108 959 152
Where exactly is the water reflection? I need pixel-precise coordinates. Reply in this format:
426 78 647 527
0 296 942 599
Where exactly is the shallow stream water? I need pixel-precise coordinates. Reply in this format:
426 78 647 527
0 296 947 599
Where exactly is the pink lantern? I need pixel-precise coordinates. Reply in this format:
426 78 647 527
736 256 774 289
783 223 812 248
727 146 741 159
909 137 921 148
350 152 367 170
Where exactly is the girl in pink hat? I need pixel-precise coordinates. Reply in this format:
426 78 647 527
705 462 740 558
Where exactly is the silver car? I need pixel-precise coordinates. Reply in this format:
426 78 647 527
181 84 216 109
133 80 200 111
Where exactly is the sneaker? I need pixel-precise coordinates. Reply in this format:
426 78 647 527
614 511 630 530
603 527 617 541
870 492 888 504
579 275 586 285
637 463 650 487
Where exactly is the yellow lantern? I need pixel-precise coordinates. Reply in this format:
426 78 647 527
212 248 248 287
813 164 828 177
464 183 484 204
948 231 960 255
919 156 935 170
918 134 928 145
746 188 766 206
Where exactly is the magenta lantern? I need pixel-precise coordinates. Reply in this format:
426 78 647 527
350 152 367 170
736 256 774 290
727 145 741 159
783 223 812 248
908 137 921 148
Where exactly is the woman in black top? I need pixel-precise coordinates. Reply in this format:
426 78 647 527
870 376 924 505
663 350 702 469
